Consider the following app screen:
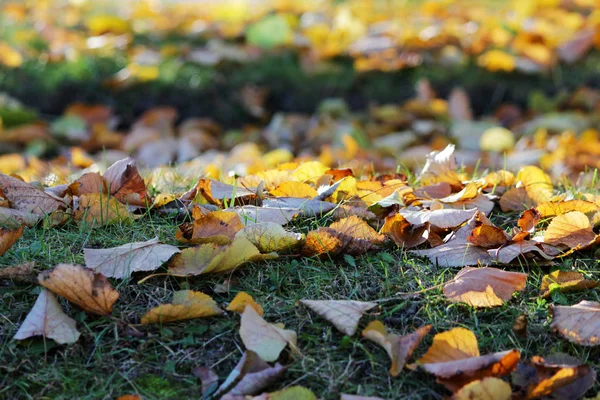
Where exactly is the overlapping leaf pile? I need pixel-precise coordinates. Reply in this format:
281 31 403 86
3 137 600 398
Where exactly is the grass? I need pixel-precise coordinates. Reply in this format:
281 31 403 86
1 208 600 400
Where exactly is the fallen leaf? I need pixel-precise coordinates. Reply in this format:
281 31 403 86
540 271 599 298
512 315 528 338
301 227 344 257
399 208 477 229
0 173 66 214
168 237 276 276
13 289 80 344
341 395 384 400
536 200 600 218
300 300 377 336
251 386 316 400
443 267 527 308
550 300 600 346
327 216 385 255
103 157 151 206
262 197 335 218
448 87 473 121
517 208 541 233
451 378 512 400
487 241 554 264
176 209 244 245
516 166 553 205
231 205 299 226
74 193 134 227
270 181 317 198
84 237 180 279
512 354 596 399
418 144 462 189
0 261 35 282
0 207 43 227
418 327 519 391
38 264 119 315
193 179 256 205
239 306 297 362
235 222 304 253
67 172 107 196
227 292 264 316
194 366 219 397
0 224 24 256
213 350 286 399
500 187 536 212
467 224 509 248
380 214 429 249
543 211 597 249
141 290 223 324
362 321 431 376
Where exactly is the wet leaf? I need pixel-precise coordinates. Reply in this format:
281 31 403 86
239 306 297 362
38 264 119 315
300 300 377 336
141 290 223 324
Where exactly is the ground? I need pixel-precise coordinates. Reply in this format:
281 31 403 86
2 203 599 399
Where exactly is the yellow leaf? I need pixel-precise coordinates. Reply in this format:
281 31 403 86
516 166 553 205
544 211 597 249
141 290 223 324
227 292 264 316
540 271 599 298
270 181 317 198
235 222 304 253
74 194 134 227
292 161 329 183
452 378 512 400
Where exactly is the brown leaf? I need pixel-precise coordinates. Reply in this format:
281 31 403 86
512 354 596 399
67 172 107 197
0 224 24 256
443 267 527 308
176 208 244 245
38 264 119 315
512 315 528 338
448 87 473 121
0 173 66 214
451 378 512 400
74 193 135 227
13 289 80 344
0 207 43 227
214 350 286 399
227 292 264 316
103 157 151 206
84 237 180 279
418 327 519 391
231 205 299 226
239 306 297 362
193 179 256 205
543 211 597 249
399 208 477 229
380 214 429 249
300 300 377 336
500 187 535 212
362 321 431 376
540 271 599 298
550 300 600 346
301 228 344 257
327 216 385 255
0 262 35 282
141 290 223 324
517 208 541 234
487 241 554 264
194 367 219 397
467 224 509 248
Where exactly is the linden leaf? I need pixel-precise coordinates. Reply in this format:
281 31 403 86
540 271 599 298
38 264 119 315
74 193 135 227
512 354 596 399
361 321 431 376
13 289 80 344
213 350 286 398
418 328 520 392
0 224 24 256
168 237 276 276
176 209 244 245
380 214 429 249
452 378 512 400
550 301 600 346
239 306 297 362
141 290 223 324
235 222 304 253
544 211 597 249
0 173 66 214
227 292 264 316
84 237 180 279
443 267 527 308
103 157 151 206
300 300 377 336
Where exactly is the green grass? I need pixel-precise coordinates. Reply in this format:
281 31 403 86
1 210 600 399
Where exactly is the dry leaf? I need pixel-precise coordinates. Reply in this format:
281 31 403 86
0 262 35 282
227 292 264 316
418 327 519 391
270 181 317 198
467 224 509 248
67 172 107 197
0 173 66 214
176 209 244 245
251 386 316 400
301 227 344 257
262 197 335 218
399 208 477 229
543 211 597 249
0 224 24 256
235 222 304 253
516 166 553 205
550 300 600 346
327 216 385 255
540 271 599 298
536 200 600 218
168 237 276 276
231 205 299 226
84 237 180 279
38 264 119 315
194 367 219 397
513 315 528 338
239 306 297 362
13 289 80 344
74 193 134 227
214 350 286 399
141 290 223 324
0 207 43 227
193 179 256 205
443 267 527 308
451 378 512 400
103 157 151 206
517 208 541 234
418 144 462 189
380 214 429 249
341 395 384 400
487 241 554 264
300 300 377 336
500 187 536 212
513 354 596 399
362 321 431 376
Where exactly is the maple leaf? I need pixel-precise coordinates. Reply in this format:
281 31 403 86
443 267 527 308
13 289 80 344
0 224 24 256
84 237 179 279
141 290 223 324
550 300 600 346
227 292 264 316
235 222 304 253
451 378 512 400
300 300 377 336
38 264 119 315
539 271 599 298
362 321 431 376
417 327 520 392
239 306 297 362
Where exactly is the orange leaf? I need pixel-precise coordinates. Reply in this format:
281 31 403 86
103 157 151 206
380 214 429 249
176 209 244 245
540 271 598 298
227 292 264 316
467 224 508 248
0 224 24 256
